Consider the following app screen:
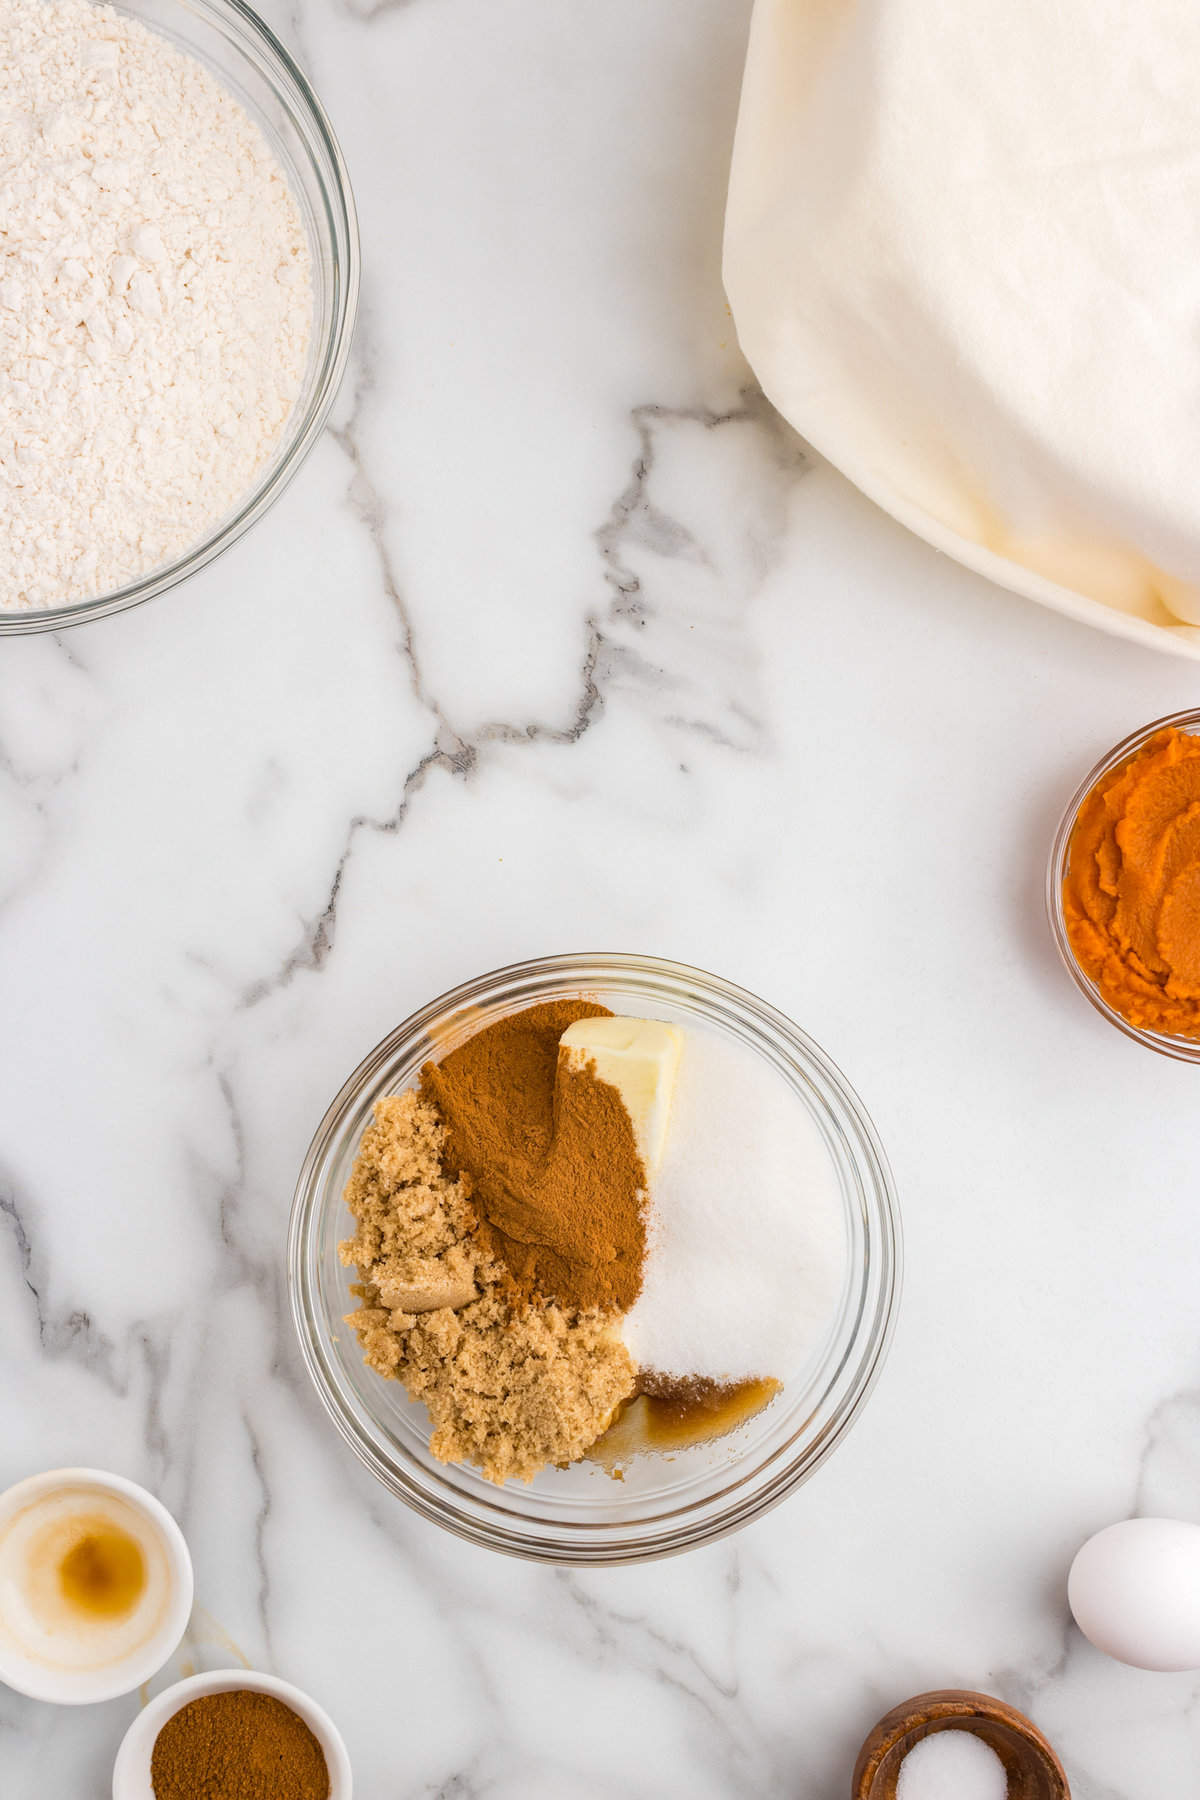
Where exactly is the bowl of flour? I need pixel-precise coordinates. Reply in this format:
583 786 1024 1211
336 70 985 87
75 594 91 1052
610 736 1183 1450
0 0 358 631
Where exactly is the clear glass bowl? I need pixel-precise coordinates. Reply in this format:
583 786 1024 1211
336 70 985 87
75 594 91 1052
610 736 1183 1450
1047 708 1200 1062
0 0 359 636
289 953 902 1564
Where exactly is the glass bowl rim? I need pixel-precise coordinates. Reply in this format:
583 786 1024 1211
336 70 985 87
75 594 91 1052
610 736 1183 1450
0 0 360 637
1046 706 1200 1063
288 951 903 1565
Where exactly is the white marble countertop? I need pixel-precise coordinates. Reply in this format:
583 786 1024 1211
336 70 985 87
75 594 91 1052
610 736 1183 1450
3 2 1200 1794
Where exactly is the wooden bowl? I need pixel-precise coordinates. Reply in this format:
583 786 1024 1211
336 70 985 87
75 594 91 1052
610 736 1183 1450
852 1689 1069 1798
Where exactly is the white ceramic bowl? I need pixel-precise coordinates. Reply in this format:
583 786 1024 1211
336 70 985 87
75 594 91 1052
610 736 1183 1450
781 418 1200 663
112 1668 352 1799
0 1469 193 1704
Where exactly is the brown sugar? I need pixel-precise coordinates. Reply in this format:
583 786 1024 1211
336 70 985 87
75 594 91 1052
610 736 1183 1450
419 1000 649 1312
339 1090 635 1483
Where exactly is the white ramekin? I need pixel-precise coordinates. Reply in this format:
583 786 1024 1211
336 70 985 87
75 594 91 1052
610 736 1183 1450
111 1668 353 1799
0 1468 193 1705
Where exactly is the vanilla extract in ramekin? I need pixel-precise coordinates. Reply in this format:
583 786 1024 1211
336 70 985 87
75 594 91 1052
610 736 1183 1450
0 1468 192 1703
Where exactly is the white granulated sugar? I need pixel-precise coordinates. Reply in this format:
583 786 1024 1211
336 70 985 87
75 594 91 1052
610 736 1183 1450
0 0 312 610
622 1025 846 1383
895 1730 1008 1800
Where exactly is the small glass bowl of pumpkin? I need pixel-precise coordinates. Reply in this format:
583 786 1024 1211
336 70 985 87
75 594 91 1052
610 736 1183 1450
1048 708 1200 1060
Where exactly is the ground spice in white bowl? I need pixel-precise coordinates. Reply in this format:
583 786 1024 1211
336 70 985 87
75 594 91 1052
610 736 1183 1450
150 1690 329 1800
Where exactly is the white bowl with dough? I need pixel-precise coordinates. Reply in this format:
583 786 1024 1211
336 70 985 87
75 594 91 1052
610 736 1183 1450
724 0 1200 661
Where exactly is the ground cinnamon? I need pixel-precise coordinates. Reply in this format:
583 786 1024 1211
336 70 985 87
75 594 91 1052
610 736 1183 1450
419 1000 648 1312
150 1690 330 1800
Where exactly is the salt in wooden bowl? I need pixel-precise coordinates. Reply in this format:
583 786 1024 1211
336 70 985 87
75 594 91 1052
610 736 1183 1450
852 1689 1069 1799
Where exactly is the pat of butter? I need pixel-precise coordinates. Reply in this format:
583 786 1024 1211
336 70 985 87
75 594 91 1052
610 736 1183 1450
558 1016 683 1179
376 1259 476 1314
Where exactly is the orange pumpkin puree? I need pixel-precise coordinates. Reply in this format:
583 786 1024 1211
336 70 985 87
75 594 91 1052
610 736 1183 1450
1064 726 1200 1038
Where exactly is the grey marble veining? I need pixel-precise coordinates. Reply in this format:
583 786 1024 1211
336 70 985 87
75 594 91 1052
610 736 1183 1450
3 2 1200 1796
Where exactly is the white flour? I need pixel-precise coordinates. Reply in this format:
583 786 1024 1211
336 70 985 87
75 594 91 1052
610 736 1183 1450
0 0 312 610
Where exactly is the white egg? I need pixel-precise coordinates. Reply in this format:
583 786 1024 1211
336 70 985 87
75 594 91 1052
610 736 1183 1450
1068 1518 1200 1671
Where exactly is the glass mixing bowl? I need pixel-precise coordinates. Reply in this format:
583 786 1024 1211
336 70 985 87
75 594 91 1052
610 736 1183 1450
289 954 902 1565
1047 708 1200 1062
0 0 359 636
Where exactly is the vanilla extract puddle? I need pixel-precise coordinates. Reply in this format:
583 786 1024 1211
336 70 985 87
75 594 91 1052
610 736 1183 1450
56 1521 146 1621
341 996 845 1485
591 1375 782 1471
